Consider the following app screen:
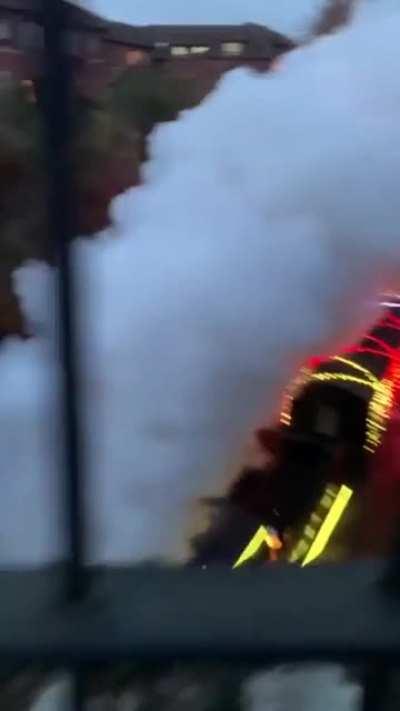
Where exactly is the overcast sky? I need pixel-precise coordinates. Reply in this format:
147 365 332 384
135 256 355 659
86 0 329 39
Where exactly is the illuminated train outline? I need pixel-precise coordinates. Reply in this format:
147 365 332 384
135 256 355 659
234 309 400 569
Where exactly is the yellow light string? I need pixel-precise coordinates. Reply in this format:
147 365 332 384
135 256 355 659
301 484 353 566
331 356 378 382
288 483 353 566
233 316 400 572
233 525 282 569
279 350 398 454
232 484 353 569
280 367 312 426
311 372 374 388
311 357 395 453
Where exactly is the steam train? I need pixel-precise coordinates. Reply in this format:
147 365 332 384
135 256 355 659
191 300 400 568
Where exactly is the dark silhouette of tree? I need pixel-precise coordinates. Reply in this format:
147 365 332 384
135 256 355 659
110 67 197 160
0 83 139 337
311 0 358 37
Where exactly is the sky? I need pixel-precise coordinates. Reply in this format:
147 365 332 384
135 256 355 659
81 0 400 41
84 0 329 39
355 0 400 21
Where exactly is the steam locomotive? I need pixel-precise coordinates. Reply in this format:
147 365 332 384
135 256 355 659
191 301 400 568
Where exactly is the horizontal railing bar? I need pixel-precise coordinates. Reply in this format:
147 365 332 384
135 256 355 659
0 561 398 664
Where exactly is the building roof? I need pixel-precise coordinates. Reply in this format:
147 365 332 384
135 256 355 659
0 0 107 29
63 2 107 30
0 1 294 54
107 21 295 52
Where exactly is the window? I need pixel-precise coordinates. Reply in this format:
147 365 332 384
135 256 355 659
171 45 210 57
18 21 44 50
126 49 147 66
190 46 209 55
221 41 244 56
153 41 169 60
171 46 190 57
0 20 11 41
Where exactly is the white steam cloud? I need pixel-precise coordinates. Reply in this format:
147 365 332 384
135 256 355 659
1 10 400 568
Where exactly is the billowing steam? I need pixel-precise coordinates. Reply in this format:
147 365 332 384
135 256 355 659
1 9 400 568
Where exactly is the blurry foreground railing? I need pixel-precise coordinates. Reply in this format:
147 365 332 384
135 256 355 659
0 562 399 666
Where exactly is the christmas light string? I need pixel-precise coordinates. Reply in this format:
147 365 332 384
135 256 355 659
235 314 400 570
234 312 400 570
279 314 400 452
289 483 353 567
233 483 354 569
280 367 312 426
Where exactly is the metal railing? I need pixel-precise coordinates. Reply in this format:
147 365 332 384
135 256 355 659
1 2 400 708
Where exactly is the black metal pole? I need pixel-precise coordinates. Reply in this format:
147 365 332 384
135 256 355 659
72 670 86 711
41 0 86 603
361 663 392 711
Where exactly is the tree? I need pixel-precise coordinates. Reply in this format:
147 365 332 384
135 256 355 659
109 66 197 160
0 82 139 337
311 0 358 37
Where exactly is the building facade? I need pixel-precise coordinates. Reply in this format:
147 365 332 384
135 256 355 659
0 1 295 96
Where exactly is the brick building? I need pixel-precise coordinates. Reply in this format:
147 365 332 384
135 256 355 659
0 0 294 96
0 0 108 94
0 3 295 339
107 21 294 101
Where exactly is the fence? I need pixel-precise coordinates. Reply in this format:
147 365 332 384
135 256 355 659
1 2 400 709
